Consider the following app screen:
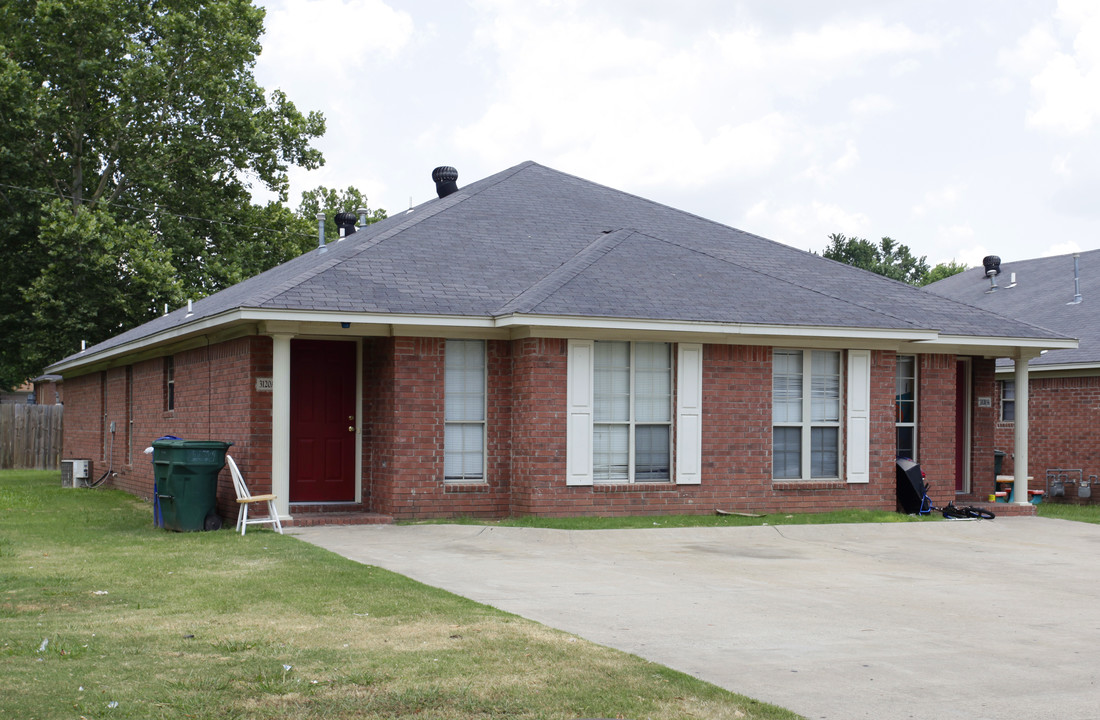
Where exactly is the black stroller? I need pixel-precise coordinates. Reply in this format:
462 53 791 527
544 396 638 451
896 457 995 519
896 457 933 515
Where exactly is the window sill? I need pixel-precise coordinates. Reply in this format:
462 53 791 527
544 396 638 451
593 482 676 493
772 480 846 492
444 482 489 493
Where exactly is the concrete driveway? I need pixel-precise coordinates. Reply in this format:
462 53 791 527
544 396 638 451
291 518 1100 720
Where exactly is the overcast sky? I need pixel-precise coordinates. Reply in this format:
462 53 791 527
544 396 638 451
253 0 1100 268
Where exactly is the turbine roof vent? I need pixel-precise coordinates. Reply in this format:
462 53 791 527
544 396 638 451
432 166 459 198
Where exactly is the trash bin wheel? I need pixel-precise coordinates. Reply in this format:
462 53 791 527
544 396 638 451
204 510 223 531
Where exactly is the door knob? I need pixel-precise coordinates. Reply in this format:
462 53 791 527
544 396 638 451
348 426 355 432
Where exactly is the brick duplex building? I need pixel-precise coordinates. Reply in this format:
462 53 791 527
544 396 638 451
926 251 1097 503
47 162 1075 523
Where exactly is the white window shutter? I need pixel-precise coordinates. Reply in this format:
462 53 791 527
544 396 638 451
676 343 703 485
846 349 871 484
566 339 594 486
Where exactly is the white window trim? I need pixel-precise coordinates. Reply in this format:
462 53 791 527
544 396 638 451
895 354 918 461
773 349 844 481
1001 379 1015 423
444 339 487 483
592 341 672 484
568 340 702 486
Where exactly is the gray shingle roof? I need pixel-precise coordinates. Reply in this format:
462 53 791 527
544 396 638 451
924 251 1097 367
53 161 1070 370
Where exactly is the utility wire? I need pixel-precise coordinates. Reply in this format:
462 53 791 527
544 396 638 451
0 182 315 238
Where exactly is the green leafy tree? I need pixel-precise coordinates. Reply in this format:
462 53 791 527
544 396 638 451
822 233 930 285
298 186 388 243
20 201 182 374
0 0 327 388
920 261 969 286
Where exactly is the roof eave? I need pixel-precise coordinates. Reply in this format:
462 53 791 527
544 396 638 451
905 334 1078 359
48 308 1077 377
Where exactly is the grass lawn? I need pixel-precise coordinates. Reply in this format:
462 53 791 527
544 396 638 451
0 470 801 720
1037 501 1100 524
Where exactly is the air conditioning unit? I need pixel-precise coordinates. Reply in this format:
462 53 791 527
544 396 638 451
61 459 91 488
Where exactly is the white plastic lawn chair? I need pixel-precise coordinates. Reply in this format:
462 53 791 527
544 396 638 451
226 455 283 536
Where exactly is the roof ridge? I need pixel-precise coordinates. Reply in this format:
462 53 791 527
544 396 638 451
496 228 637 314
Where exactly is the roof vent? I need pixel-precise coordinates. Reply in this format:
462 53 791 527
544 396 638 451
1069 253 1083 305
432 166 459 198
983 255 1001 293
334 211 358 238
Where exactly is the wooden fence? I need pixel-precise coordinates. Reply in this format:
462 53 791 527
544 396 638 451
0 404 63 470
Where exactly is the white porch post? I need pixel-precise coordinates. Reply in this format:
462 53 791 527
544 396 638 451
271 333 293 518
1013 355 1030 505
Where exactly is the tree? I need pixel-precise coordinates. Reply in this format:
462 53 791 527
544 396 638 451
20 200 182 375
920 261 969 286
822 233 930 285
297 186 388 244
0 0 327 388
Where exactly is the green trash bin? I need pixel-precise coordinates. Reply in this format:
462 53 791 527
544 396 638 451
152 439 233 532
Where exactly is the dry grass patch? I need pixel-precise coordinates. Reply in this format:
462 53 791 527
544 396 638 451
1 470 801 720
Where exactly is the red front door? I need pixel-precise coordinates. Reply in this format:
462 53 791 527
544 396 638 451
290 340 356 502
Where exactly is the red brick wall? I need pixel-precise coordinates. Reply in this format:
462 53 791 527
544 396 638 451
61 372 102 480
916 354 957 507
510 338 568 515
62 333 983 520
32 379 63 405
507 345 903 517
60 336 273 522
363 337 511 519
969 358 998 500
994 372 1100 503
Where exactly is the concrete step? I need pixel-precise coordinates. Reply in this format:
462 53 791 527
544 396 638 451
284 511 393 527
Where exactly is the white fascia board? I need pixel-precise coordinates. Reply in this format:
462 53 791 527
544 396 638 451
492 314 939 342
48 308 255 374
53 304 1077 376
241 308 499 329
994 362 1100 376
47 308 503 375
917 334 1079 352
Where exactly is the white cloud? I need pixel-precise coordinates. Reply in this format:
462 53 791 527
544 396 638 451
912 182 965 217
746 200 871 250
890 57 922 77
849 94 896 116
955 241 991 271
453 5 940 192
260 0 414 78
1001 1 1100 134
802 140 861 185
1043 240 1082 256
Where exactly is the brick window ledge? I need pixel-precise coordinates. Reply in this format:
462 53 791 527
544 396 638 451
593 482 677 493
772 481 847 492
444 482 490 493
